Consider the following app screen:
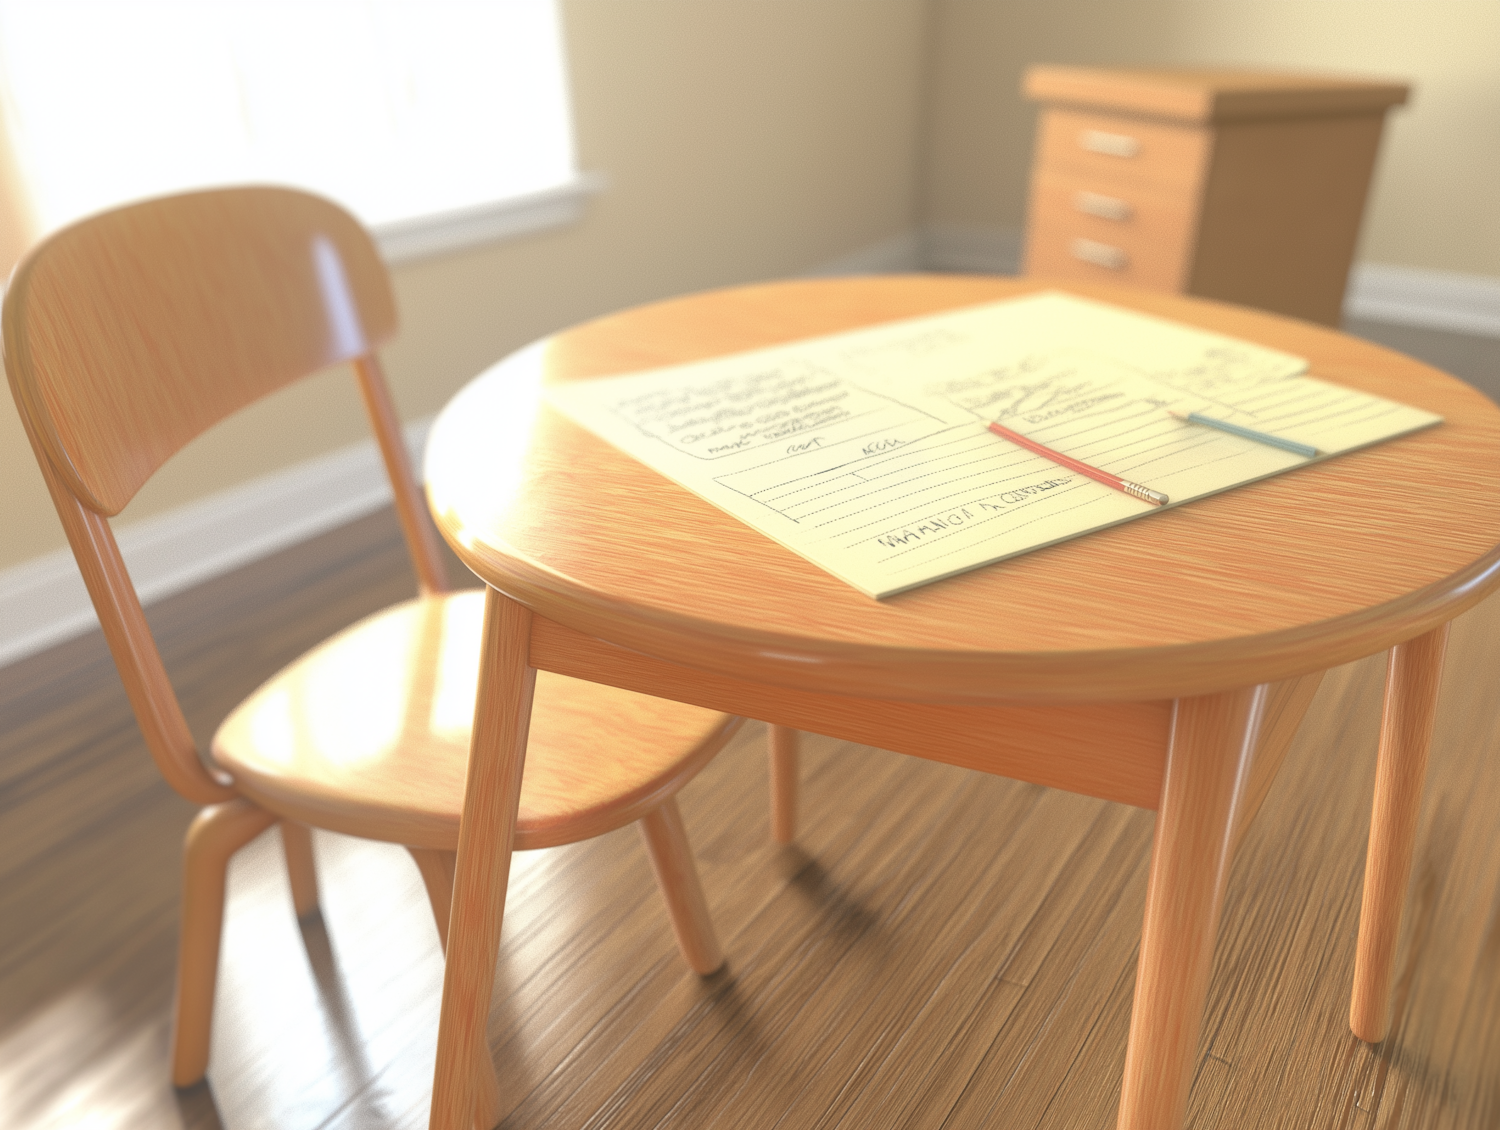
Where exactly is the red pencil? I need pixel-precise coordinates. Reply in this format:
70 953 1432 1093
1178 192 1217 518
986 420 1170 506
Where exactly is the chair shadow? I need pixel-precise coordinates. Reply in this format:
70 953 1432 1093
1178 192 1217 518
296 910 399 1128
172 1079 226 1130
780 846 888 946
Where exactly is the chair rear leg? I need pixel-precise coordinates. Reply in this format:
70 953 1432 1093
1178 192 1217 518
769 725 799 843
281 822 321 919
172 798 277 1088
408 847 457 953
638 797 724 974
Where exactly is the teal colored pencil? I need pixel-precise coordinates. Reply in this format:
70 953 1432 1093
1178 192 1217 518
1168 409 1320 458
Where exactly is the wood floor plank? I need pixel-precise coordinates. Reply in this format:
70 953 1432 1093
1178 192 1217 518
495 736 923 1130
826 798 1142 1130
697 775 1048 1130
3 504 1498 1130
936 837 1153 1129
571 749 983 1130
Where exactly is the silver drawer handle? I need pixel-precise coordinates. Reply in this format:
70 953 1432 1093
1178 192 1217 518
1080 129 1141 158
1074 191 1133 221
1071 238 1129 270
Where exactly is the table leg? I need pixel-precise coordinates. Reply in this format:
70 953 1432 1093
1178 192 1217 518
1349 623 1450 1043
428 588 536 1130
769 725 799 843
1116 685 1273 1130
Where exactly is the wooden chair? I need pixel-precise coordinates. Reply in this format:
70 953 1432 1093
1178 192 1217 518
3 186 741 1118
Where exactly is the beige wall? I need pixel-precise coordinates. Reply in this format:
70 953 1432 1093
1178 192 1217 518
922 0 1500 276
1 0 930 570
7 0 1497 575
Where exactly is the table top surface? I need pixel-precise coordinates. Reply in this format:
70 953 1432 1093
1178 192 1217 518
425 276 1500 704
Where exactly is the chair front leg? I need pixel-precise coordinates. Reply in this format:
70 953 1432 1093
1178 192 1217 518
1350 624 1449 1043
1116 685 1273 1130
172 798 278 1088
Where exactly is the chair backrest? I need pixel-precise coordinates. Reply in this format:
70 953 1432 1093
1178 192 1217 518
4 186 449 804
7 187 397 513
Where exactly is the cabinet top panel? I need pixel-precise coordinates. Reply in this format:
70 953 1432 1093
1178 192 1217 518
1024 66 1409 124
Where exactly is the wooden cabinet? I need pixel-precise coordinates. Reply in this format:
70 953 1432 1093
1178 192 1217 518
1022 67 1408 325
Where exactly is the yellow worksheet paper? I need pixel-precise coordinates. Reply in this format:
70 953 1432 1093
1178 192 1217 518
545 292 1442 598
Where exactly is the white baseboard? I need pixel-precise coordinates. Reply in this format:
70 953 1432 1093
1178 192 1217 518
805 230 925 276
1345 263 1500 339
922 224 1024 275
814 228 1500 342
806 225 1023 278
0 419 431 670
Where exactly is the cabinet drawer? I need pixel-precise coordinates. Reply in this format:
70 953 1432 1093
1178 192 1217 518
1034 108 1211 193
1024 169 1198 290
1023 172 1198 291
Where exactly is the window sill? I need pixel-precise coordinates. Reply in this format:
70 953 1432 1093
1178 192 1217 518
373 171 605 265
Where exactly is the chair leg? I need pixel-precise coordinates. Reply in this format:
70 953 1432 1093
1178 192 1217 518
769 724 799 844
638 797 725 975
281 822 320 920
409 847 457 953
1116 686 1272 1130
1350 625 1449 1043
171 798 278 1088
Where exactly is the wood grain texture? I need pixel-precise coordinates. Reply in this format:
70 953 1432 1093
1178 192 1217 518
4 502 1499 1129
213 590 742 850
1023 71 1405 325
637 798 724 975
1350 624 1450 1043
424 275 1500 706
170 798 277 1086
23 415 233 805
426 275 1499 1130
427 274 1500 1130
409 847 458 953
1117 686 1274 1130
529 615 1170 809
769 724 799 843
1023 65 1409 125
354 354 453 597
1227 671 1324 858
3 187 398 515
2 187 743 1110
430 588 534 1130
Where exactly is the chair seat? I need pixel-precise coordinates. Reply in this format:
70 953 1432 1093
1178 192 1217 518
212 590 740 850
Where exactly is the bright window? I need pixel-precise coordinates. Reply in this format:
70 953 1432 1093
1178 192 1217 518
0 0 579 248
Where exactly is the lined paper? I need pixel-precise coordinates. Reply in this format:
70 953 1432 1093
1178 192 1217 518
546 293 1442 598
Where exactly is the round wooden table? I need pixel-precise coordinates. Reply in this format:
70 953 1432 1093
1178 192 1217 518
422 276 1500 1130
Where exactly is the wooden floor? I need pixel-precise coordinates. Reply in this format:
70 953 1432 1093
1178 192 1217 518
2 506 1498 1130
